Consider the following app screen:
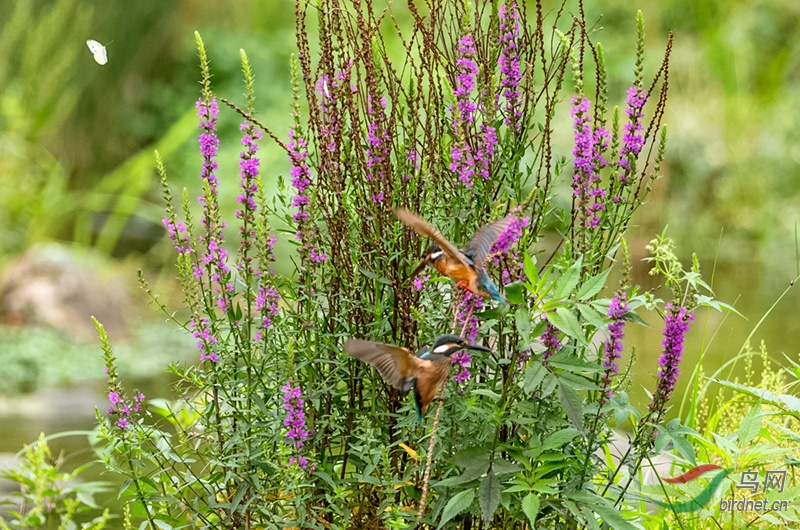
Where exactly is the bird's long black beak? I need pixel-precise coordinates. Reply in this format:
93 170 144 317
464 343 491 353
407 260 428 281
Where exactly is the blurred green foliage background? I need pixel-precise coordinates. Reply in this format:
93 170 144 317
0 0 800 260
0 0 798 414
2 0 799 264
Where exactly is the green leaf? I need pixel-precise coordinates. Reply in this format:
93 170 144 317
450 445 491 467
491 459 523 475
437 489 475 528
515 308 531 344
711 379 800 414
521 493 539 527
434 463 486 488
552 259 581 300
576 303 607 330
738 405 762 446
523 250 538 284
589 502 639 530
554 372 600 391
476 304 510 320
548 307 587 346
541 428 580 452
523 362 546 394
547 352 604 373
153 520 174 530
576 268 611 300
669 433 696 465
479 470 501 528
568 492 638 529
558 381 584 432
472 389 502 402
505 282 525 305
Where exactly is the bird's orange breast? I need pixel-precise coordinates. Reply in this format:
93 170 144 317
432 258 474 283
414 360 452 414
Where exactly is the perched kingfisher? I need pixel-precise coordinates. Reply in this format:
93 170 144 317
395 208 512 303
343 334 491 422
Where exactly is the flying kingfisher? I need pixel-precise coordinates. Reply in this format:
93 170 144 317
343 334 491 422
395 208 512 304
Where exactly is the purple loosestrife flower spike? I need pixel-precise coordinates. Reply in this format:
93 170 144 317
617 86 648 189
649 303 694 418
365 94 391 202
452 291 483 385
541 320 562 360
236 121 262 273
282 381 313 470
287 126 328 263
453 35 478 124
162 218 191 255
107 388 145 430
449 34 483 188
196 96 232 311
571 96 610 228
489 213 530 286
599 293 629 399
254 284 280 341
490 214 530 262
498 2 523 130
191 316 218 362
476 124 498 182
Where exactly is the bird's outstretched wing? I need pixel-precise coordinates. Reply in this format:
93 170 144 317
395 209 471 268
462 215 513 268
343 339 424 393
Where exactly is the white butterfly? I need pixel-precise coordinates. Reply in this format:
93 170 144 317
86 39 108 65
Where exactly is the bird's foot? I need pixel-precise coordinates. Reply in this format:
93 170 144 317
455 280 474 293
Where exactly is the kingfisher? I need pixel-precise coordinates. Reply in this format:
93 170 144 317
395 208 512 304
343 334 491 422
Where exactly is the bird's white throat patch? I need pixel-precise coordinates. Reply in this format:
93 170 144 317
432 343 452 354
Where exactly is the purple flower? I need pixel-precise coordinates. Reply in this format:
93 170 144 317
649 303 694 417
412 274 430 291
498 2 522 130
541 320 561 360
106 387 145 430
617 86 647 187
195 96 232 311
253 284 280 340
365 94 391 191
452 351 472 385
309 247 329 263
448 34 494 188
599 293 629 399
163 218 192 255
490 214 530 262
287 126 329 264
571 96 610 228
453 35 478 124
282 381 313 470
476 124 497 182
235 121 262 268
450 143 476 187
455 290 483 345
516 347 531 368
288 129 312 227
191 316 219 362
